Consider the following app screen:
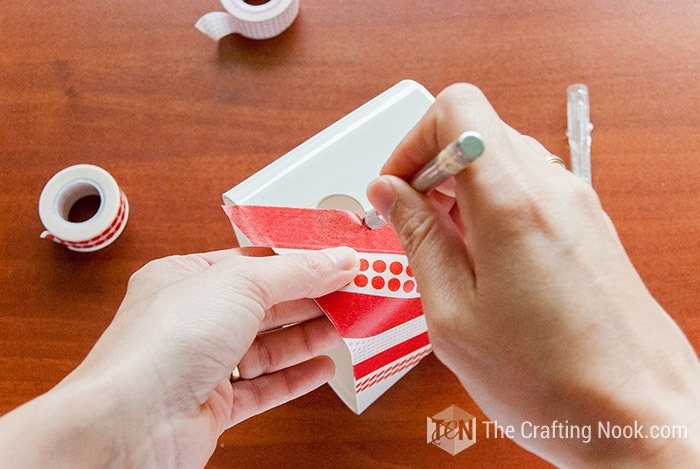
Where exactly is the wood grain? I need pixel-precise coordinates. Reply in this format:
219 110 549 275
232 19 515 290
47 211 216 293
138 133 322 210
1 1 698 467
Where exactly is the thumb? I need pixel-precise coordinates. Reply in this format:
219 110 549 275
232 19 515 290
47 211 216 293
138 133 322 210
366 175 475 313
217 246 360 311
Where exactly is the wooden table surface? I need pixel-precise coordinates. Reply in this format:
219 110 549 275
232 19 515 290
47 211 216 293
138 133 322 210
1 1 698 467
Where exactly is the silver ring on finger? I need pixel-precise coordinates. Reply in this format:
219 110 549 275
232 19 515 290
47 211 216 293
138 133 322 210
544 153 566 168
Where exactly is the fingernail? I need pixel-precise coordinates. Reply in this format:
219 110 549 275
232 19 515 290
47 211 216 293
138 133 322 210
323 246 359 271
367 176 397 223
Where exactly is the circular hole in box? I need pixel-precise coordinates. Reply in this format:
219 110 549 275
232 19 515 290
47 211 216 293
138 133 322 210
316 194 365 218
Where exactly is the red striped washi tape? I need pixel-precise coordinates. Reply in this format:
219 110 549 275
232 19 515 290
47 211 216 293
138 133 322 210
38 164 129 252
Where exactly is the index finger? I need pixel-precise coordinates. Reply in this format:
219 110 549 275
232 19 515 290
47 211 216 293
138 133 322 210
259 298 326 332
380 83 515 180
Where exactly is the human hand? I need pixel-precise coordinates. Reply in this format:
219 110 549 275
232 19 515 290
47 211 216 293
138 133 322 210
0 246 358 468
367 84 700 466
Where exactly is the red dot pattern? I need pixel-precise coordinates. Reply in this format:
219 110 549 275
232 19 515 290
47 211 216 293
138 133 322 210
353 255 416 294
372 260 386 273
387 278 401 292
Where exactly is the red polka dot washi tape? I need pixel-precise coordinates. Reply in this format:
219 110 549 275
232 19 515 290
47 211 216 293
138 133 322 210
349 252 418 298
273 248 418 299
38 164 129 252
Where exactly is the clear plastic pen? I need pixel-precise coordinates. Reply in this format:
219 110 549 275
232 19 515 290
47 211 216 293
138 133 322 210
567 84 593 185
364 131 485 229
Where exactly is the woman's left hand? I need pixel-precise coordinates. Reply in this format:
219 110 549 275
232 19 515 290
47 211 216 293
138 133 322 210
0 246 358 468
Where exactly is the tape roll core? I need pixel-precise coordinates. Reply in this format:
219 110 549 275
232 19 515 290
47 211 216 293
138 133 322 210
39 164 129 252
55 179 103 221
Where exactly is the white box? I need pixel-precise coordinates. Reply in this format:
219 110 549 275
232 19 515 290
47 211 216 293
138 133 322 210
223 80 435 413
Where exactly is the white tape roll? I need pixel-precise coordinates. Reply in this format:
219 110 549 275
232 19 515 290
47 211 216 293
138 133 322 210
195 0 300 41
38 164 129 252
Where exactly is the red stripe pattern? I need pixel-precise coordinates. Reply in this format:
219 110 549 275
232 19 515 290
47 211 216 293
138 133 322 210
356 345 432 393
353 331 430 379
41 191 129 251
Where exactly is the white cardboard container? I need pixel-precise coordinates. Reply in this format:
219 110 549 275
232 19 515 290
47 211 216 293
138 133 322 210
223 80 435 413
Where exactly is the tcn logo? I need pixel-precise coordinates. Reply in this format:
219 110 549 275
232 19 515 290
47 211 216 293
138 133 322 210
427 405 477 456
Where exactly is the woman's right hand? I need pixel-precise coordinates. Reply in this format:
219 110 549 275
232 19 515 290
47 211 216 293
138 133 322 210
367 83 700 467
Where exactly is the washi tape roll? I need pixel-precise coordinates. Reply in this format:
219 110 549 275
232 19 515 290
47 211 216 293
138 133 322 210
38 164 129 252
195 0 300 41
